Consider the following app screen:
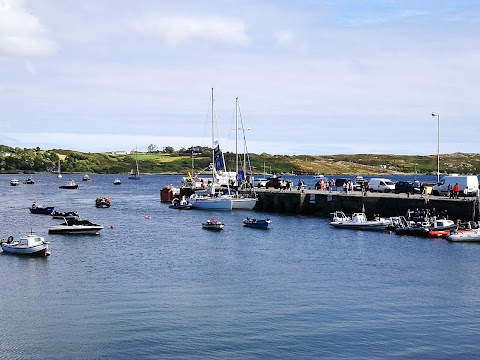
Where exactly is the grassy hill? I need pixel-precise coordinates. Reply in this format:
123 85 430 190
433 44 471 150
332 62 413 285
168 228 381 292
0 145 479 175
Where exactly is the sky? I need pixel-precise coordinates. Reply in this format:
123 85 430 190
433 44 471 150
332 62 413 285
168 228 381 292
0 0 479 156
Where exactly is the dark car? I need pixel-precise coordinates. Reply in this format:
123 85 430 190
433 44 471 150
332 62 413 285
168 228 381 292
335 178 349 188
354 179 369 191
395 181 421 194
265 177 286 189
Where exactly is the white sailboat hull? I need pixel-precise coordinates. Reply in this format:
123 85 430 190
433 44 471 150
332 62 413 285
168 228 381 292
230 197 257 210
190 196 233 210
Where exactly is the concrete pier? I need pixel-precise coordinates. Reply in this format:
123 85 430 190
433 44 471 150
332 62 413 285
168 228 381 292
252 189 479 222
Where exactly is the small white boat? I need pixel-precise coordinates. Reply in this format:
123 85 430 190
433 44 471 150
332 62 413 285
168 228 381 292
24 177 35 184
113 178 121 185
82 174 90 181
48 218 103 235
202 219 225 231
10 179 20 186
168 197 192 210
1 232 50 256
447 229 480 242
330 212 390 231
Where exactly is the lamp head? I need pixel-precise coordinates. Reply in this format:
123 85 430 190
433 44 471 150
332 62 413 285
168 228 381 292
432 112 438 117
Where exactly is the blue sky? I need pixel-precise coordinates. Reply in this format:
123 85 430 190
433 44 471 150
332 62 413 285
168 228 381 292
0 0 479 155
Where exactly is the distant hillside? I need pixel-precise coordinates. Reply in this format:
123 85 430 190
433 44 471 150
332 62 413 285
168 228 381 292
0 145 478 175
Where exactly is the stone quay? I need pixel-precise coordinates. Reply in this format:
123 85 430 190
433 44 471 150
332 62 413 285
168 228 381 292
251 188 480 222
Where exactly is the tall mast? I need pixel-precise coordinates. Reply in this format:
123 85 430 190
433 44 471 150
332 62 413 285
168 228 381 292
211 87 214 172
235 97 239 174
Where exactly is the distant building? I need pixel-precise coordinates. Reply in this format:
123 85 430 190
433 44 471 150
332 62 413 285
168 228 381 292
111 151 127 155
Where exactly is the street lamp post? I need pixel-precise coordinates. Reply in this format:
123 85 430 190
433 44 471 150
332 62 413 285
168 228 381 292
431 112 440 183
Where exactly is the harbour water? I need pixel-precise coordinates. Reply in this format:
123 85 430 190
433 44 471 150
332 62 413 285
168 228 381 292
1 174 480 359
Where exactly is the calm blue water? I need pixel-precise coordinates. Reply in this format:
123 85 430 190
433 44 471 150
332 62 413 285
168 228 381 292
1 174 480 359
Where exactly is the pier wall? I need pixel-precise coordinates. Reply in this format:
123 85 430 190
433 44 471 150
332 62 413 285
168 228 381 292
253 190 479 222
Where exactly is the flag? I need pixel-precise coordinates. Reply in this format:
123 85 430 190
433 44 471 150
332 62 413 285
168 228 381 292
213 140 223 171
237 171 245 183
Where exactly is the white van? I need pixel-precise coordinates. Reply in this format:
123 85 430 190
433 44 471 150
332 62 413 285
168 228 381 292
432 175 479 196
368 178 395 193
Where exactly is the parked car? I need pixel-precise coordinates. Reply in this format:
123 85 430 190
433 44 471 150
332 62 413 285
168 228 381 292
368 178 395 193
254 178 268 188
353 176 369 191
265 177 286 189
394 181 421 194
335 178 349 188
432 175 479 196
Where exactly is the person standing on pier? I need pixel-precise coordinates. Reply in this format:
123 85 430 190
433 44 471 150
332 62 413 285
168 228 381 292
452 183 459 199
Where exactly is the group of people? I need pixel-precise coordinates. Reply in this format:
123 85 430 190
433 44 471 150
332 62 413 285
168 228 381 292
405 207 449 223
447 182 461 199
314 179 336 191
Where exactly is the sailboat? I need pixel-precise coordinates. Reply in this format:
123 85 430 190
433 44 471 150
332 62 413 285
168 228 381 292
189 88 233 211
57 159 62 178
128 147 141 180
228 97 257 210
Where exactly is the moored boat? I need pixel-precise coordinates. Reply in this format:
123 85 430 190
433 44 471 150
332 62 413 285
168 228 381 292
1 232 50 256
330 212 390 231
425 219 457 238
24 177 35 184
10 179 20 186
128 147 141 180
113 178 121 185
95 197 111 208
243 217 271 229
447 229 480 242
202 219 225 231
29 203 54 215
160 184 180 203
82 174 90 181
190 194 233 210
230 196 257 210
168 197 192 210
59 180 78 189
48 218 103 235
51 210 79 220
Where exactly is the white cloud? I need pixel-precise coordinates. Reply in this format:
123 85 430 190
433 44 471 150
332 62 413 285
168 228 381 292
0 0 56 56
131 14 250 46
